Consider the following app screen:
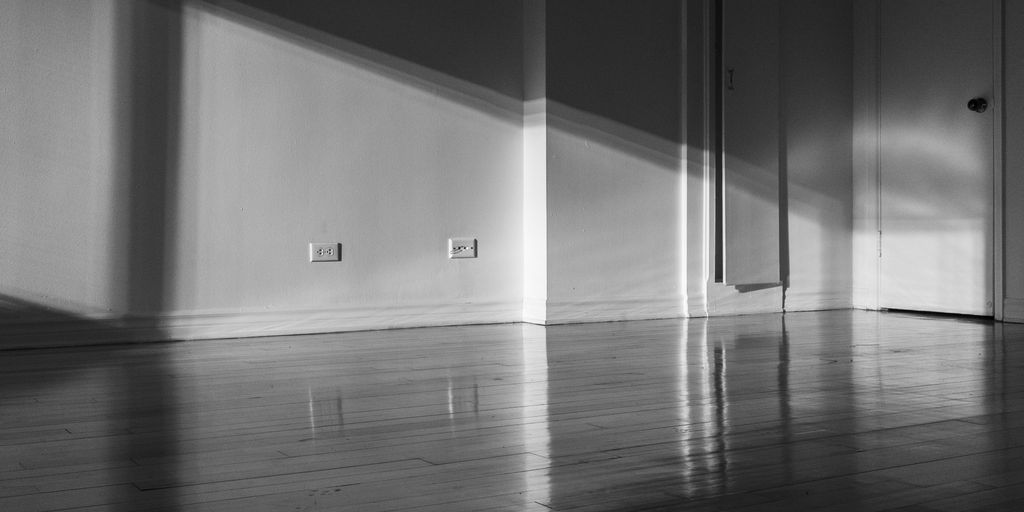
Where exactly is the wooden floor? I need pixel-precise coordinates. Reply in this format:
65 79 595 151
3 310 1024 511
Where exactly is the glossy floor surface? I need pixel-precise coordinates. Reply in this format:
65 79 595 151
3 310 1024 511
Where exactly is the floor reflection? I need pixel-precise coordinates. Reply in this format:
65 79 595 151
542 320 693 510
520 323 552 508
5 311 1024 510
534 311 1020 510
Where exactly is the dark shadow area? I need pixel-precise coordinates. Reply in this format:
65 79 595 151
110 2 184 509
214 0 524 100
545 0 684 144
115 0 183 324
0 296 181 511
881 308 994 323
777 315 793 482
197 0 524 123
734 282 781 293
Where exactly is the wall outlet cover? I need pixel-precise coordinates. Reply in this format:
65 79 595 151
448 238 477 259
309 242 341 262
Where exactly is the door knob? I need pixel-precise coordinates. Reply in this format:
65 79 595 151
967 97 988 113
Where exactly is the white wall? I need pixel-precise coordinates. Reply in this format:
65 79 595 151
1 0 526 343
543 103 685 322
536 0 687 324
0 0 122 317
172 3 524 335
781 0 854 311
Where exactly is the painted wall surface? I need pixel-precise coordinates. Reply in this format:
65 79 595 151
1 0 526 341
172 3 524 331
1004 0 1024 321
542 0 686 323
780 0 853 311
0 0 122 316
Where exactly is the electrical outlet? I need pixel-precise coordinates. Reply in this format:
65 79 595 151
448 238 477 259
309 242 341 262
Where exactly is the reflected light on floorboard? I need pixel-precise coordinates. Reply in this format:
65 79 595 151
521 323 551 508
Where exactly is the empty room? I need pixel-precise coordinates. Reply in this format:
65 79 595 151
3 0 1024 510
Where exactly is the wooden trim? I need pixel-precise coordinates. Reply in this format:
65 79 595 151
540 296 684 325
702 0 716 312
783 291 854 313
994 0 1005 320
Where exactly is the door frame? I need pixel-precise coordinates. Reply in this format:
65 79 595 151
994 0 1005 321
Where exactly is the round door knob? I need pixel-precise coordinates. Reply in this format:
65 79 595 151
968 97 988 113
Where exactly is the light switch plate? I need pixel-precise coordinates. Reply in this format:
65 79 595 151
309 242 341 262
448 238 476 259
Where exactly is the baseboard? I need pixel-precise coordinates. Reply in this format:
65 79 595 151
706 284 783 316
1004 298 1024 323
0 313 158 349
784 290 853 312
0 300 522 349
540 296 683 325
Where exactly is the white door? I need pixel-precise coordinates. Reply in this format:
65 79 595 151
721 0 780 286
879 0 994 316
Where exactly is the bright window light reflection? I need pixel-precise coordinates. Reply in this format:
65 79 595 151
520 324 550 507
678 318 728 498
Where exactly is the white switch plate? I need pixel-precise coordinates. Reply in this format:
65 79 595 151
309 242 341 262
448 238 476 259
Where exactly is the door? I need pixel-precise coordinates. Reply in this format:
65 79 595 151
721 0 780 286
879 0 994 315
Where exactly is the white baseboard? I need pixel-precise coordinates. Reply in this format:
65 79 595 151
1004 298 1024 323
0 290 875 349
706 284 783 316
539 296 684 325
0 300 521 349
784 290 853 312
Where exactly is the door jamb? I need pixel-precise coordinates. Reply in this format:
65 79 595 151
993 0 1005 321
